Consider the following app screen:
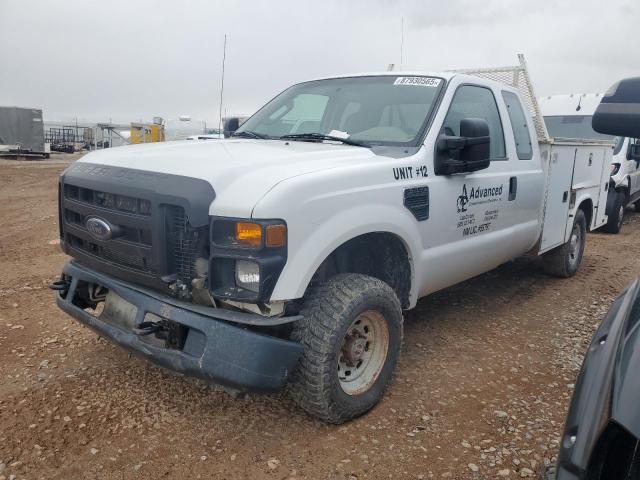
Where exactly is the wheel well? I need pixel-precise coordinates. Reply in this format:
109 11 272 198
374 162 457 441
306 232 411 309
578 199 593 230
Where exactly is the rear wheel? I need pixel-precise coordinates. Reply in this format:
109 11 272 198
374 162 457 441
604 191 625 233
289 273 403 423
634 200 640 212
542 209 587 278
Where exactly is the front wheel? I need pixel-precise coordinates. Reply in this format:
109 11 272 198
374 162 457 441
288 273 403 423
604 191 625 234
542 209 587 278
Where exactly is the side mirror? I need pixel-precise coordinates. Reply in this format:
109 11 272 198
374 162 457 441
593 77 640 138
223 117 240 138
435 118 491 175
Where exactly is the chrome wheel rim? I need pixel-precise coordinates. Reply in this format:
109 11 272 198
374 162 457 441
338 310 389 396
568 223 582 267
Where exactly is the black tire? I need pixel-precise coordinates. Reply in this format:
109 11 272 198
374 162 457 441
604 191 625 234
539 464 556 480
634 200 640 213
542 209 587 278
288 273 403 423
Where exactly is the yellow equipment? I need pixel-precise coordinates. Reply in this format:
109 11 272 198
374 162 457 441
130 122 165 144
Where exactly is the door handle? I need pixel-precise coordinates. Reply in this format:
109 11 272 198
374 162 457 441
508 176 517 201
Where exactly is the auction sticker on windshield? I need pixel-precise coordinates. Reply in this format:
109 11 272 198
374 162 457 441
393 77 441 87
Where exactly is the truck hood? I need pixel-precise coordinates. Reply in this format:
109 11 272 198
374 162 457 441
78 139 377 217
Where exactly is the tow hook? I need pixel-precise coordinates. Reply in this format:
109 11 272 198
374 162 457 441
133 321 161 336
49 278 70 294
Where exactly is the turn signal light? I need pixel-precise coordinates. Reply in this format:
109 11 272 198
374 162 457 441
236 222 262 247
266 224 287 247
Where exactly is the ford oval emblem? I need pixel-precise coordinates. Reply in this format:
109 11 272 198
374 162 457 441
85 217 113 241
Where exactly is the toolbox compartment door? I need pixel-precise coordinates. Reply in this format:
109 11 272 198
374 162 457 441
539 144 575 253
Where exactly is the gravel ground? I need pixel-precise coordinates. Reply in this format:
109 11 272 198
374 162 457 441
1 153 639 479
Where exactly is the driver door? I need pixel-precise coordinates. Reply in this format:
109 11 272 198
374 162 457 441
418 80 538 295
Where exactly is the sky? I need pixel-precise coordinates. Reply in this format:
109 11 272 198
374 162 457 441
0 0 638 125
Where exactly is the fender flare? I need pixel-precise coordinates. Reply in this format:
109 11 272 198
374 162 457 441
269 204 422 305
574 193 595 231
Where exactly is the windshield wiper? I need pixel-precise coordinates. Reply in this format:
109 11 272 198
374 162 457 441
231 130 268 139
279 133 369 147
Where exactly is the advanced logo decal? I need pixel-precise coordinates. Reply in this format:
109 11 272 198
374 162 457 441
457 184 503 213
456 183 504 236
457 185 469 213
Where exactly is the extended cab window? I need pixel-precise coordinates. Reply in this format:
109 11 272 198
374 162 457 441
502 91 533 160
441 85 506 159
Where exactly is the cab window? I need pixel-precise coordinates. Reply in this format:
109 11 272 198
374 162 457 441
501 91 533 160
442 85 506 159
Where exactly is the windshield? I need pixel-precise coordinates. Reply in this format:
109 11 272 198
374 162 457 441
236 75 444 146
543 115 615 141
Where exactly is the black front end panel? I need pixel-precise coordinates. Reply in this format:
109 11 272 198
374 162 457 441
55 163 304 392
59 163 215 293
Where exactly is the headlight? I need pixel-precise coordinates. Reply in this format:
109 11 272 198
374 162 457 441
236 222 262 248
235 260 260 292
209 217 288 302
212 219 287 249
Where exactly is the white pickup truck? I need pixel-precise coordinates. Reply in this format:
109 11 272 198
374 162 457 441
540 93 640 233
52 57 613 423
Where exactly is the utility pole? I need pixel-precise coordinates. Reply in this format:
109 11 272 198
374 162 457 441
218 34 227 134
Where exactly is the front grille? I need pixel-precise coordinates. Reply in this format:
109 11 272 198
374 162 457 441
62 184 156 275
64 184 151 216
62 182 208 293
67 233 154 273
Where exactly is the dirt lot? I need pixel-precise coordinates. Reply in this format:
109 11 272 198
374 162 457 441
1 153 639 480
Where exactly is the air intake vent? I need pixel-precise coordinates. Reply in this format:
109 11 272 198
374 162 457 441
166 206 198 286
404 187 429 221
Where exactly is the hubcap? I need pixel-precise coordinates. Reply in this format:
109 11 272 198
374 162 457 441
568 223 582 266
338 310 389 395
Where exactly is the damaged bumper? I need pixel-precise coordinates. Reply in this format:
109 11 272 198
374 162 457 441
54 261 304 393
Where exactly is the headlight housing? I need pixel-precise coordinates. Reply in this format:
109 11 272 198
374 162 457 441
211 219 287 249
209 218 288 302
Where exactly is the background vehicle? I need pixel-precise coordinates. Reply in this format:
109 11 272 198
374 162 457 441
52 57 613 423
540 93 640 233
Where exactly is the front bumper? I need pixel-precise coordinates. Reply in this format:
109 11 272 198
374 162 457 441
55 261 304 393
